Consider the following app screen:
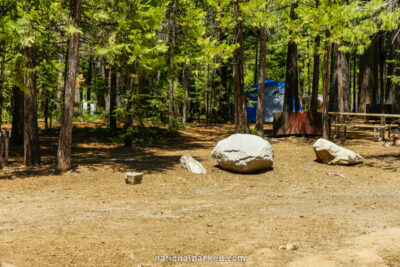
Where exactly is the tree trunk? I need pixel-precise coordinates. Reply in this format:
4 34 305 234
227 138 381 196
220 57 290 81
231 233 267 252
182 63 190 125
300 76 304 108
330 44 351 113
124 75 134 147
322 31 330 139
358 39 376 113
310 0 320 112
233 0 249 133
167 0 177 131
211 70 215 123
372 39 379 106
311 35 320 112
378 32 385 112
97 58 106 111
307 43 311 110
208 66 211 124
57 53 64 119
255 26 267 136
254 33 259 85
386 29 399 106
284 41 298 112
57 0 81 172
353 52 357 112
337 51 351 112
0 41 5 129
168 67 174 130
44 89 49 131
329 43 338 112
284 3 299 112
86 56 92 108
11 86 24 145
109 67 117 130
219 64 229 121
23 46 40 166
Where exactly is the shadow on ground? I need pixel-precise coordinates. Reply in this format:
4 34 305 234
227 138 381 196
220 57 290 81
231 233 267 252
1 124 221 179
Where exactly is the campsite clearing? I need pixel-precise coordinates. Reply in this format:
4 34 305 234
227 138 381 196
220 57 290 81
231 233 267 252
1 123 400 266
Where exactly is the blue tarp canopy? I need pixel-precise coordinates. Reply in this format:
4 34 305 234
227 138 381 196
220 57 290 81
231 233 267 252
247 80 302 123
251 80 285 89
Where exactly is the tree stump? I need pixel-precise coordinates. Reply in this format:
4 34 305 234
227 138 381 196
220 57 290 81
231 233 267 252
0 130 9 169
125 172 143 185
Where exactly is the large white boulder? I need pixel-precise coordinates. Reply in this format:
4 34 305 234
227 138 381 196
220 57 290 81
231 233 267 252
180 154 206 174
313 138 364 165
211 134 273 173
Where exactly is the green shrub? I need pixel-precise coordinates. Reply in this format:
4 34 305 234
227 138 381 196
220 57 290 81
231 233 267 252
115 126 180 146
251 127 259 135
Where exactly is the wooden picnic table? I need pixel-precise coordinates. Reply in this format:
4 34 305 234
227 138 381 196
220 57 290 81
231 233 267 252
328 112 400 141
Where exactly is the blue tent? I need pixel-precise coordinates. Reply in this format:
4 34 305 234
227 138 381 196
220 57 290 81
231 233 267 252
246 80 302 123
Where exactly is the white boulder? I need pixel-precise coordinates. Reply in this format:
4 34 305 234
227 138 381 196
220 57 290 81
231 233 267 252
211 134 273 173
180 154 206 174
313 138 364 165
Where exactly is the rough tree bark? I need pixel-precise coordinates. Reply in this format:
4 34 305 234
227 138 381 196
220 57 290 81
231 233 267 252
284 3 299 112
0 41 5 129
330 44 351 113
218 64 229 121
254 33 259 85
329 44 338 112
337 51 351 113
23 46 40 166
56 53 64 117
124 75 134 147
182 63 190 125
97 58 106 111
371 40 379 107
311 35 320 112
358 39 376 113
167 0 177 131
386 29 399 106
11 86 24 145
86 56 93 113
109 67 117 130
57 0 82 172
44 89 50 131
310 0 320 112
255 26 267 136
378 32 385 112
322 31 330 139
353 53 357 112
233 0 249 133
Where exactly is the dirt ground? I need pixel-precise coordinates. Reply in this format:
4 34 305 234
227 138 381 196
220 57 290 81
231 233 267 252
1 122 400 266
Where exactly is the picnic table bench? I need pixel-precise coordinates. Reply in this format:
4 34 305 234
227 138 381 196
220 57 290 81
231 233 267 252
329 112 400 141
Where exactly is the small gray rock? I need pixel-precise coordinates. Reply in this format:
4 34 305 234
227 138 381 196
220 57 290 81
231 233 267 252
180 154 206 174
279 244 298 250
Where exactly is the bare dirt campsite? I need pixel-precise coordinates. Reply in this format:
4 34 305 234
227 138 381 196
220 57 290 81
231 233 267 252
1 123 400 266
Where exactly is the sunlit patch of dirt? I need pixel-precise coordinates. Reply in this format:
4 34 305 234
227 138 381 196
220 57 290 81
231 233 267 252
1 122 400 266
